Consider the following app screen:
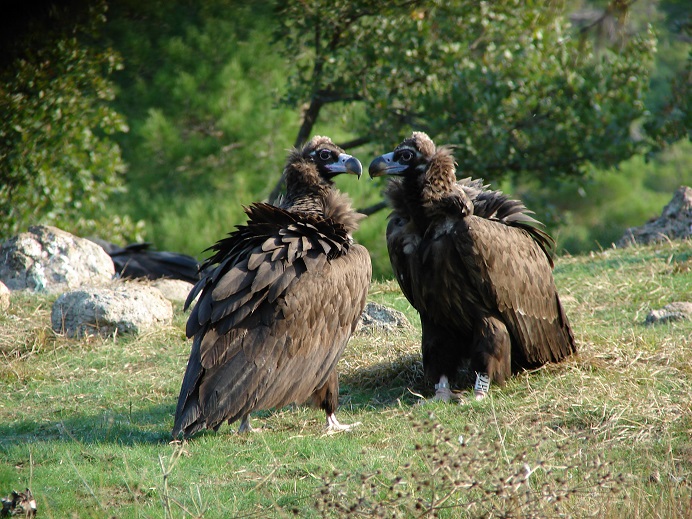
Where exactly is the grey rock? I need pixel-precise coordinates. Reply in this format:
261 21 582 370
357 302 412 334
0 225 114 293
151 278 195 303
619 186 692 247
0 281 9 311
51 283 173 338
645 302 692 325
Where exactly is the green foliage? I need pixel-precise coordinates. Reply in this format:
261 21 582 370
97 0 304 256
0 3 132 241
644 0 691 151
277 0 659 184
517 139 692 254
3 0 682 278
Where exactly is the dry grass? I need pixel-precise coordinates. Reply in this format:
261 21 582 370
0 241 690 517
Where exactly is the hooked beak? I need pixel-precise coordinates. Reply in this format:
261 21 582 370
368 152 408 178
325 153 363 179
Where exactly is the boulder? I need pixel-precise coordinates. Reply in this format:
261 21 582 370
357 302 412 334
151 278 195 304
0 225 114 293
645 302 692 325
51 284 173 338
618 186 692 247
0 281 9 311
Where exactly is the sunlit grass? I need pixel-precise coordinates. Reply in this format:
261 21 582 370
0 241 690 517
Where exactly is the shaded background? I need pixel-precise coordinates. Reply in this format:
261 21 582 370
1 0 689 278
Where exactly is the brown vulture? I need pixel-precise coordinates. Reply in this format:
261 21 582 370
369 132 575 401
172 136 371 437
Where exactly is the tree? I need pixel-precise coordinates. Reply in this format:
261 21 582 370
97 0 300 255
104 0 295 200
274 0 660 194
0 1 132 240
643 0 691 153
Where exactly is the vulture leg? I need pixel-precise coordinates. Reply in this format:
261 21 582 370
237 415 256 433
474 373 491 401
421 320 465 402
472 316 512 400
313 371 360 432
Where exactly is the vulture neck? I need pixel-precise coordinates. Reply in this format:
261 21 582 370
281 162 333 216
281 162 362 235
405 147 470 230
421 147 457 203
400 173 430 232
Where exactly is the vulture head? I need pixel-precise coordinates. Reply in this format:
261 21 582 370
286 135 362 187
369 132 458 195
369 131 470 217
281 135 364 224
368 131 437 178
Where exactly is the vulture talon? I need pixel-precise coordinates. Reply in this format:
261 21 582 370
474 391 487 401
325 413 361 433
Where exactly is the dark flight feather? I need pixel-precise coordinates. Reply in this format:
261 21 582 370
89 238 201 283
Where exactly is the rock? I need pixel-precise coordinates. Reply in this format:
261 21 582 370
151 278 195 303
51 283 173 338
357 302 412 334
619 186 692 247
0 225 114 293
0 281 9 311
645 302 692 325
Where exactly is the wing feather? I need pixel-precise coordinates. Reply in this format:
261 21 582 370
461 216 575 365
211 262 252 301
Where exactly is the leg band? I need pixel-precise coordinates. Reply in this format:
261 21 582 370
474 373 490 394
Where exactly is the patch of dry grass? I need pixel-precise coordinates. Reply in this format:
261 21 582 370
0 241 690 517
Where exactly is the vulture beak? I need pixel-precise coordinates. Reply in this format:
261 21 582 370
368 152 408 178
325 153 363 178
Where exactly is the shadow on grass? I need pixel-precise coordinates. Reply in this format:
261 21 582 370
0 404 175 448
339 352 477 408
0 352 483 448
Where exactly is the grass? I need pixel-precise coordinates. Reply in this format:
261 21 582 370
1 241 691 517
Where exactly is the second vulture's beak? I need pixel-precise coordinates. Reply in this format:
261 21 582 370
368 152 407 178
326 153 363 179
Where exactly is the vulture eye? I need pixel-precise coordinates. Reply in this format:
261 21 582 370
398 150 414 162
318 149 332 161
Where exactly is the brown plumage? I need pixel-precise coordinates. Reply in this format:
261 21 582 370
369 132 575 401
173 136 371 437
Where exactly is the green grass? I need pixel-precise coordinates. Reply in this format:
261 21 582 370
1 242 691 517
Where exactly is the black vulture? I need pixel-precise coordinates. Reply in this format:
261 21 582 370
89 239 201 284
173 136 371 437
369 132 575 401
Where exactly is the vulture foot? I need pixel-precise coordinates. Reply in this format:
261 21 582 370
432 386 464 403
325 413 361 433
432 376 464 403
237 416 259 434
